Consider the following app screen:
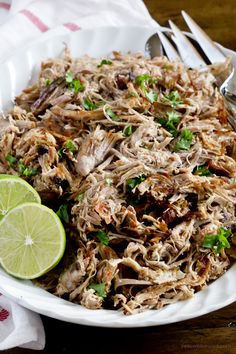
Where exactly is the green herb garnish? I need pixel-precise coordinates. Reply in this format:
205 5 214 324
127 175 146 191
164 90 183 108
129 91 138 97
105 178 113 186
97 59 113 68
123 125 134 137
82 98 99 111
5 154 17 165
65 71 85 93
76 193 84 202
18 161 38 177
56 204 69 223
106 107 119 121
88 282 107 299
202 227 231 254
65 140 77 153
173 129 193 151
135 74 151 89
95 230 109 245
193 165 212 177
159 111 181 137
145 90 158 103
45 79 52 86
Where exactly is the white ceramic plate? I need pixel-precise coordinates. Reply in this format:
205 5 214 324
0 26 236 327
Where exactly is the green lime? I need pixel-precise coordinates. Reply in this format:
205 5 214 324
0 203 66 279
0 175 41 219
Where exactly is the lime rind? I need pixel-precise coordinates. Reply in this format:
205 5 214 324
0 175 41 219
0 203 66 279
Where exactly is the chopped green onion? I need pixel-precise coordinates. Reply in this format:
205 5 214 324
65 140 77 153
88 282 107 299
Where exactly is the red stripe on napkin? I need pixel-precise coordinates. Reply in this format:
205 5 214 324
0 307 9 321
0 2 10 10
64 23 80 32
20 9 49 32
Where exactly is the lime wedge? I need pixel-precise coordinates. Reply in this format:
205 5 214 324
0 203 66 279
0 175 41 219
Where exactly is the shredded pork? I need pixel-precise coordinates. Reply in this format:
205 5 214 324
1 50 236 314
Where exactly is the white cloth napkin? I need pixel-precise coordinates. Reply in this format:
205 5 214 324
0 0 158 350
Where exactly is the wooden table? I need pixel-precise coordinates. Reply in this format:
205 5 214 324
6 1 236 353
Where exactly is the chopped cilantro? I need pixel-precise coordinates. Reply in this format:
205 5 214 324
97 59 113 68
202 227 231 254
105 178 113 186
65 140 77 153
95 230 109 246
129 91 138 97
106 107 119 121
145 90 158 103
173 129 193 151
45 79 52 86
193 165 212 177
18 161 38 177
56 204 69 223
159 111 181 137
135 74 151 89
5 154 17 165
82 98 99 111
65 71 85 93
123 125 134 137
76 193 84 202
57 147 65 158
89 282 107 299
164 90 183 108
127 175 146 191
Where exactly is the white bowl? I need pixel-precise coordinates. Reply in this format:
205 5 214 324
0 26 236 327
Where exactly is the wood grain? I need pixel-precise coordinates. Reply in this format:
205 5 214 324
4 1 236 353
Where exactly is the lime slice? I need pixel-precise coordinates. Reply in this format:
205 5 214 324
0 203 66 279
0 175 41 219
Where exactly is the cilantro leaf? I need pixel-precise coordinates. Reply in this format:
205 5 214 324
106 107 119 121
65 140 77 153
135 74 151 89
174 129 193 151
105 178 113 186
145 90 158 103
129 91 138 97
97 59 113 68
193 165 212 177
164 90 183 108
95 230 109 245
65 71 85 93
82 98 100 111
159 111 181 137
127 175 146 191
203 227 231 254
45 79 52 86
123 125 134 137
76 193 84 202
89 282 107 299
56 204 69 223
5 154 17 165
18 161 38 177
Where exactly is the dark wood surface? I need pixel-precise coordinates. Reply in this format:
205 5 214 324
5 1 236 353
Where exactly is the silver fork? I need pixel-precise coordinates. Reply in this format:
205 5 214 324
145 11 236 130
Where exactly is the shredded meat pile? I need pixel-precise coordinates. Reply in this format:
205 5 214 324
1 49 236 314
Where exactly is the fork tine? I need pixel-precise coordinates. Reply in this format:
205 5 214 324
157 30 181 61
169 20 206 68
181 10 225 63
